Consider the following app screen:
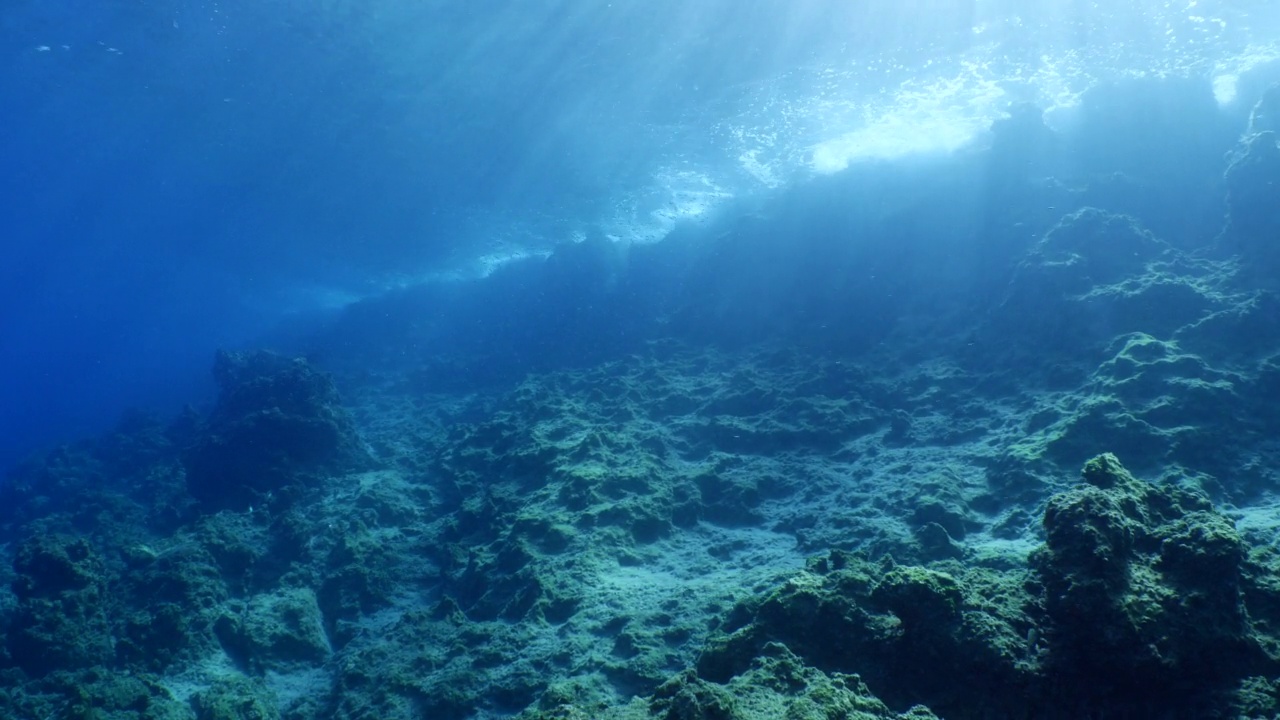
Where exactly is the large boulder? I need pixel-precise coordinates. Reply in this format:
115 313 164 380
183 350 373 510
1032 453 1271 711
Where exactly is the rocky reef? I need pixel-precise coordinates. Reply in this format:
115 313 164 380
572 453 1279 720
4 79 1280 720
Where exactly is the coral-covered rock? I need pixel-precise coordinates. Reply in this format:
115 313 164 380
183 350 373 510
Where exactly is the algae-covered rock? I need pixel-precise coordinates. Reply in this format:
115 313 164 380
674 454 1280 719
182 350 374 511
215 587 331 674
652 644 937 720
115 537 230 671
7 534 114 677
192 676 279 720
985 207 1229 379
5 670 193 720
1032 453 1272 712
694 550 1033 719
869 566 963 629
317 526 398 645
0 413 190 538
992 208 1172 350
1223 129 1280 251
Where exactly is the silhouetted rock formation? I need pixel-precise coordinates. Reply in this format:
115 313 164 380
1223 130 1280 264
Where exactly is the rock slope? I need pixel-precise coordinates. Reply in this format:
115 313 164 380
3 81 1280 720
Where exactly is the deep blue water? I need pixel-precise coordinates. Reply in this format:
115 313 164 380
3 0 1280 472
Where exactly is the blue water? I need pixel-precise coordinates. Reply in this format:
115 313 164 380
2 0 1280 471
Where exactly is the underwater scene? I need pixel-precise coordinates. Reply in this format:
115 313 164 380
6 1 1280 718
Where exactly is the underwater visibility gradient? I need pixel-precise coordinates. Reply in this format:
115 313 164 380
5 0 1280 717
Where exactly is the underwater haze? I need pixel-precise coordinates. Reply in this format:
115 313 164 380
1 0 1271 469
5 1 1280 718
